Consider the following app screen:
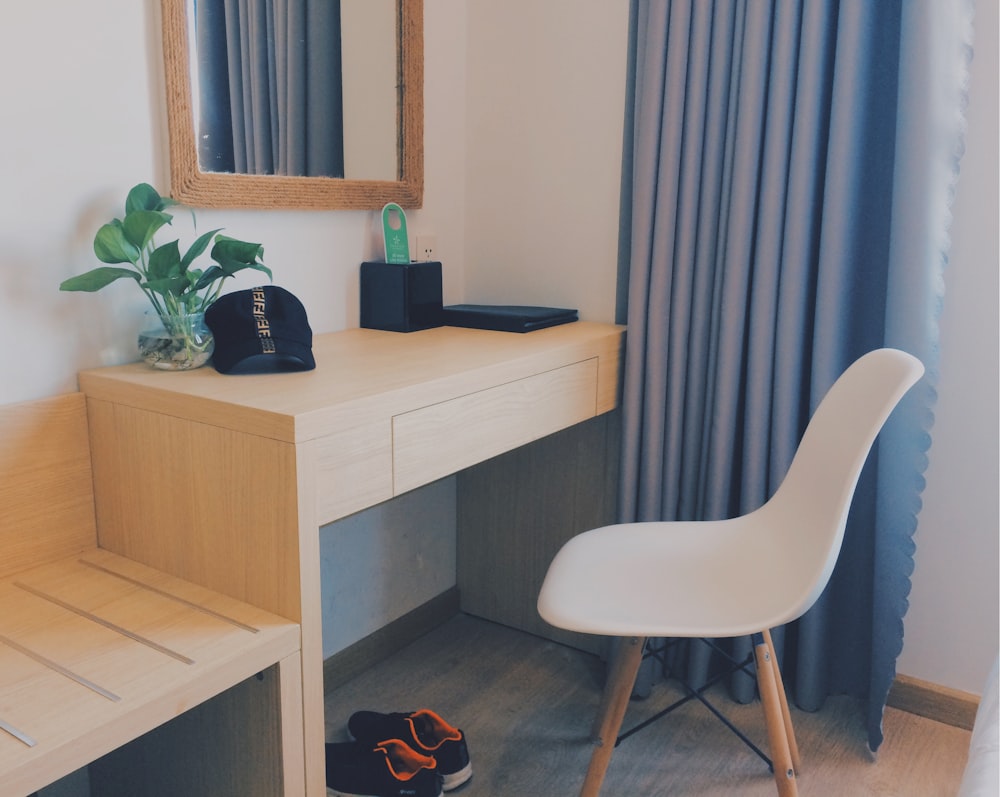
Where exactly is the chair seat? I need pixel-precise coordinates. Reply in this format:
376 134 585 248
538 507 817 640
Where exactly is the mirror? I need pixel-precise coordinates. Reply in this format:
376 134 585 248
160 0 423 209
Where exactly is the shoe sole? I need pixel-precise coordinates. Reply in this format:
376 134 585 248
442 761 472 791
328 790 443 797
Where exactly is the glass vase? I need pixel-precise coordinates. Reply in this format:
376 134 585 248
137 310 214 370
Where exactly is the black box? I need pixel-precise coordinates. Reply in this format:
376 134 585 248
360 261 443 332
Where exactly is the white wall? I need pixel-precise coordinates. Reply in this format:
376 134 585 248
0 0 993 706
896 0 999 695
463 0 630 322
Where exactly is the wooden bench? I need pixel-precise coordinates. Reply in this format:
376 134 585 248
0 393 305 797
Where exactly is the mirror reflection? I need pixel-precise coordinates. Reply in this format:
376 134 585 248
190 0 398 181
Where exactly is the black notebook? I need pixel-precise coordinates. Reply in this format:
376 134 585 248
441 304 578 333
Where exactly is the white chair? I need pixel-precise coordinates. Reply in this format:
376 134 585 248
537 348 924 797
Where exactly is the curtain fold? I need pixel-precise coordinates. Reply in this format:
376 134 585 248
619 0 972 750
194 0 345 177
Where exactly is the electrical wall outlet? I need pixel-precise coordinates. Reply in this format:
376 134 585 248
415 234 437 262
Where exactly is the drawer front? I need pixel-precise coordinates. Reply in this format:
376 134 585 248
314 420 393 524
392 358 598 495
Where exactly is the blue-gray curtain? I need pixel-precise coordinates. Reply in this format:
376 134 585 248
195 0 345 177
618 0 973 750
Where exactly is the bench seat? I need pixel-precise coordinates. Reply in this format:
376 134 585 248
0 392 304 796
0 548 301 796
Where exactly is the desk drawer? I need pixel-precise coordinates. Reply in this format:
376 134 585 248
314 421 393 524
392 358 598 495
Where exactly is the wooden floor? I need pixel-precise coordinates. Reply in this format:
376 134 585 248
325 614 971 796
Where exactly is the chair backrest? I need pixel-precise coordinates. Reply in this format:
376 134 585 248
0 393 98 578
765 348 924 621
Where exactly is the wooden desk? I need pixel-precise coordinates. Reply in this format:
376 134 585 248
79 321 624 796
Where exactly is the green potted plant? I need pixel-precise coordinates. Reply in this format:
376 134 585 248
60 182 271 369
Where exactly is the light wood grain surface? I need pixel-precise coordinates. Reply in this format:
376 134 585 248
0 550 300 796
0 394 96 578
78 323 624 442
0 393 305 796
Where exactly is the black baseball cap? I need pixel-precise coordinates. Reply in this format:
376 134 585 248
205 286 316 374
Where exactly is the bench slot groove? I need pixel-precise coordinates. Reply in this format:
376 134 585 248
12 582 195 665
0 717 37 748
0 632 121 702
77 558 260 633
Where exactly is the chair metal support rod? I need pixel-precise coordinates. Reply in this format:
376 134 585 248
616 683 773 772
616 690 698 745
616 642 773 771
682 681 773 771
615 667 728 744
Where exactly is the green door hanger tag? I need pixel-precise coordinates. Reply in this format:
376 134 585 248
382 203 411 264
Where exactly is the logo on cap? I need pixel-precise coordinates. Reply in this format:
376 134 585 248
251 287 277 354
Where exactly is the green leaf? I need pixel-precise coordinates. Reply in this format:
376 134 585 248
192 261 272 292
210 236 265 275
122 210 173 251
181 270 202 296
192 265 225 291
180 228 222 269
60 267 141 292
144 274 191 298
147 240 183 282
93 221 140 264
125 183 176 214
246 261 273 280
72 185 271 305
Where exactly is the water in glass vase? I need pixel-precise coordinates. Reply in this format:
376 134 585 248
138 311 215 370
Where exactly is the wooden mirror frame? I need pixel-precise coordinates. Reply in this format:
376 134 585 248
160 0 423 210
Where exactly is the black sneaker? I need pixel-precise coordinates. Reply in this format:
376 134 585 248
348 709 472 791
325 738 444 797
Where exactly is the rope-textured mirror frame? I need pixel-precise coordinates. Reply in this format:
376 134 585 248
160 0 423 209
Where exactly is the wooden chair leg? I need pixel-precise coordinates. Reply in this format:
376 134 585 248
754 634 798 797
763 629 801 772
581 636 646 797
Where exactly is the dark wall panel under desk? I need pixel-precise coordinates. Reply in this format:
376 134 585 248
456 410 621 656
